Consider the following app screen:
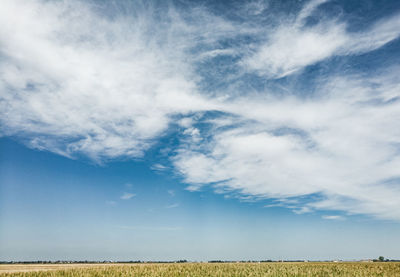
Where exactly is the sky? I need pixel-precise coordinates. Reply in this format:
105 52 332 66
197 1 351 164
0 0 400 261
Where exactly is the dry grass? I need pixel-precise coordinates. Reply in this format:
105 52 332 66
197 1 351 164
0 264 122 274
1 262 400 276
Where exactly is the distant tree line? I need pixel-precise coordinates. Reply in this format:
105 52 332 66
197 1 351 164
1 258 399 264
372 256 398 262
0 260 188 264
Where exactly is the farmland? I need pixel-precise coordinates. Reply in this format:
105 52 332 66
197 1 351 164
1 262 400 276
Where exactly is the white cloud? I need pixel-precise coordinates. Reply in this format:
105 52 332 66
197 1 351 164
0 0 217 161
120 192 136 200
151 164 168 171
296 0 329 24
244 0 269 16
322 215 345 220
196 49 238 61
166 203 180 209
174 69 400 220
116 225 181 231
243 1 400 78
243 22 346 78
177 117 195 128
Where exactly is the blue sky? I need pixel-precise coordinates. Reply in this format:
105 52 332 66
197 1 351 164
1 0 400 261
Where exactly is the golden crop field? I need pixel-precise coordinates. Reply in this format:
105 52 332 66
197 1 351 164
1 262 400 277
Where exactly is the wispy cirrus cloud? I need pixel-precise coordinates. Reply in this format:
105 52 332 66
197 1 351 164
322 215 345 220
116 225 181 231
120 192 136 200
0 0 219 161
174 68 400 220
1 0 400 220
166 203 180 209
106 200 117 206
242 0 400 78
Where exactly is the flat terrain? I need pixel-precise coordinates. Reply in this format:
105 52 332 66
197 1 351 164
1 262 400 276
0 263 123 274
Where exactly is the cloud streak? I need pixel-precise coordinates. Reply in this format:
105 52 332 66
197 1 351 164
120 193 136 200
166 203 180 209
242 0 400 78
322 215 345 220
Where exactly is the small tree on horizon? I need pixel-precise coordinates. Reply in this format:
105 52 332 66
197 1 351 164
378 256 385 262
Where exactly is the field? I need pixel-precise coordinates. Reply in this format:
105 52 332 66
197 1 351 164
1 262 400 277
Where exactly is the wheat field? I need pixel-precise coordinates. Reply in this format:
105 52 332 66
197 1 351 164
1 262 400 276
